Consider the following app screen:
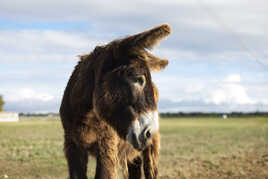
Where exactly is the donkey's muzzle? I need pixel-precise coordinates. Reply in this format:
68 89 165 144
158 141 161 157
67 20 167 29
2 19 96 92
127 111 159 150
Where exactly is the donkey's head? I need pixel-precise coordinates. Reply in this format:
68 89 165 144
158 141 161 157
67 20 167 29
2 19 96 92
92 24 171 150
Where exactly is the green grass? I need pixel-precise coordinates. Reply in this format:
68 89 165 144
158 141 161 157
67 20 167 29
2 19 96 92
0 117 267 178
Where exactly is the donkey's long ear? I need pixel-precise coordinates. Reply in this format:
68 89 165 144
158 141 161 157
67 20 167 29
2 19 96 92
147 52 169 72
120 24 171 50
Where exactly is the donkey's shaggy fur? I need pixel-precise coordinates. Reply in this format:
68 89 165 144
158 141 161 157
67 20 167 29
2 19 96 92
60 24 171 179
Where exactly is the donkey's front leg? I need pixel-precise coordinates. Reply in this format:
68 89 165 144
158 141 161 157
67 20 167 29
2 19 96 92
143 133 160 179
95 125 119 179
95 155 118 179
64 137 88 179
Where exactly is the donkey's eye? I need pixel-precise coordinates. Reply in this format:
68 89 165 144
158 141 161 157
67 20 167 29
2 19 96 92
133 75 145 86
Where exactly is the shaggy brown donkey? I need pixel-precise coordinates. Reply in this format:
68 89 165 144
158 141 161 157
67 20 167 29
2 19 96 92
60 24 171 179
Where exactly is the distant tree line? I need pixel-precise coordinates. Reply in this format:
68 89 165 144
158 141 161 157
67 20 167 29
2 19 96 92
19 111 268 118
0 95 4 112
160 112 268 118
19 112 59 117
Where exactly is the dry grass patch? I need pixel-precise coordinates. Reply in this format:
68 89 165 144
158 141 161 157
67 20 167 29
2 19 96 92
0 117 267 178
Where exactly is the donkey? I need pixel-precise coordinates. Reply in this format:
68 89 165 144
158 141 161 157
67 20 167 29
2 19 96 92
60 24 171 179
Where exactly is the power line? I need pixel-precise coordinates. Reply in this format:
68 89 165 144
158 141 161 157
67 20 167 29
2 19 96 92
196 0 268 70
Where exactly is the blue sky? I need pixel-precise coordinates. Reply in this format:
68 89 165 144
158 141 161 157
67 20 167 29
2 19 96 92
1 0 268 113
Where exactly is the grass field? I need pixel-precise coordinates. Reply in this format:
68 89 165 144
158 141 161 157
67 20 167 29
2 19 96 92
0 117 267 179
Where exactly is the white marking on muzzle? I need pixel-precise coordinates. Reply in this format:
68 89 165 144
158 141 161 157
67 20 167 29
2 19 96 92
127 110 159 149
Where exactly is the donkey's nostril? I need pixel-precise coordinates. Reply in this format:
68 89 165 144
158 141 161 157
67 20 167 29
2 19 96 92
138 76 145 86
145 129 151 138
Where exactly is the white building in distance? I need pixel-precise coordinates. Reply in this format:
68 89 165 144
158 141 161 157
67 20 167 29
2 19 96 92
0 112 19 122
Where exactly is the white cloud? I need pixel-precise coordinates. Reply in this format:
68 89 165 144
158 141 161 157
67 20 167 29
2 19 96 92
203 74 257 105
1 0 267 37
152 74 183 101
154 73 261 107
0 30 104 61
0 54 76 63
5 88 55 102
2 88 60 113
209 84 255 105
153 48 198 61
224 74 241 83
184 84 204 93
